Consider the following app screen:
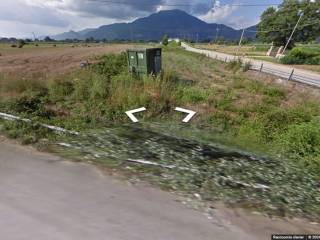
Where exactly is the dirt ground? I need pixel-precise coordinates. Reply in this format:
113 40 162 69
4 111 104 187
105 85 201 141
0 44 130 78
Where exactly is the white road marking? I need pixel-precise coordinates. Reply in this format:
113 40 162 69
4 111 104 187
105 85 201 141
175 107 197 123
125 107 147 123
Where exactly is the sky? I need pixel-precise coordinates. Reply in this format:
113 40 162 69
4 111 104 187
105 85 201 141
0 0 282 38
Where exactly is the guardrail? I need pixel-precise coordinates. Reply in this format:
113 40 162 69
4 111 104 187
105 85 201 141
181 42 320 88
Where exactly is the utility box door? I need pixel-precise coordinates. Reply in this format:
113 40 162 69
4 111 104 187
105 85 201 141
154 49 162 73
127 48 162 76
128 52 137 67
137 52 147 72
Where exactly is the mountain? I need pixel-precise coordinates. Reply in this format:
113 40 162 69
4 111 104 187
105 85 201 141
52 28 95 41
52 10 256 41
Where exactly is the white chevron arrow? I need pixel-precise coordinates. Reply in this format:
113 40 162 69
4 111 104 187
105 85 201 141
125 107 147 123
175 107 196 123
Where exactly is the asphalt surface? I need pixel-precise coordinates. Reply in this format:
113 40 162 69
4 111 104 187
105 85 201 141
0 140 257 240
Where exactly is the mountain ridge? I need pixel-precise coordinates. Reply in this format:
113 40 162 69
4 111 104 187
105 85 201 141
52 9 256 41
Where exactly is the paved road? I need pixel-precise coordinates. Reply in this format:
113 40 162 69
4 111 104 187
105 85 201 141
182 43 320 88
1 139 319 239
0 140 257 240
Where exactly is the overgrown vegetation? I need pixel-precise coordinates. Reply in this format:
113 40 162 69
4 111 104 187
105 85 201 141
281 47 320 65
1 44 320 220
1 45 319 169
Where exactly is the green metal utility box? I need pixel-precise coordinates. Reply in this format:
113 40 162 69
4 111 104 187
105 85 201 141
126 48 162 76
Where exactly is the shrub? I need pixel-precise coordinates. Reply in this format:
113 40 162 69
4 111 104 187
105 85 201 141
49 78 74 101
226 59 242 72
181 87 211 103
91 53 127 77
9 93 48 117
162 35 169 46
3 78 47 94
242 61 252 72
281 47 320 65
237 103 319 143
18 40 26 48
263 86 287 99
278 120 320 171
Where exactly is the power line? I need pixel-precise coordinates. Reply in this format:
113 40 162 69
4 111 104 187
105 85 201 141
217 3 281 7
245 20 320 33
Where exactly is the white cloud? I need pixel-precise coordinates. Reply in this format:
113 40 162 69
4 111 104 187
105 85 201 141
0 20 66 38
199 4 238 25
199 4 256 29
0 0 68 27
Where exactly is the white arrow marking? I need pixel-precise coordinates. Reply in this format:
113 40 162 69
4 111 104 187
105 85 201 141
125 107 147 123
175 107 196 123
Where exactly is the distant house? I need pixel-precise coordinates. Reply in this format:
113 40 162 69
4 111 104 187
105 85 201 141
168 38 181 43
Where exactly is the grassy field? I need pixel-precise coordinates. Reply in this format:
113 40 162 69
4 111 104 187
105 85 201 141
1 43 320 220
0 42 71 55
195 43 270 56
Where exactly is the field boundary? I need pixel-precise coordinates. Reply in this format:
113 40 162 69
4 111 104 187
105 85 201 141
181 42 320 88
0 112 79 135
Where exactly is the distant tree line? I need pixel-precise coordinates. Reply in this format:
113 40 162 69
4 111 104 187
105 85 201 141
1 34 257 46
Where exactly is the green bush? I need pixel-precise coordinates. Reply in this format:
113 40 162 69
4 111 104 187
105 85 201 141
226 59 242 72
263 86 287 99
3 78 47 94
162 35 169 46
278 120 320 170
181 87 211 103
18 40 26 48
281 47 320 65
49 78 74 101
10 92 56 119
242 61 252 72
238 103 319 143
91 53 127 77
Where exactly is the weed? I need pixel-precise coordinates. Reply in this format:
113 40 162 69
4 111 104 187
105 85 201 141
242 61 252 72
277 119 320 172
91 52 128 77
226 59 242 72
2 78 47 95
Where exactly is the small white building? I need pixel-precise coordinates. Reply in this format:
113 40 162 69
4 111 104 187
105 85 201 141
168 38 181 43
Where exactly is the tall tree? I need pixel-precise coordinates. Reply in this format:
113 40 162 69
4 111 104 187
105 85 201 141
162 34 169 46
257 0 320 47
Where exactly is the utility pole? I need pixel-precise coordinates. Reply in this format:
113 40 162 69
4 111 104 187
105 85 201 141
282 10 303 54
237 28 245 55
215 27 219 43
212 0 219 44
238 29 245 47
282 0 316 54
32 32 37 41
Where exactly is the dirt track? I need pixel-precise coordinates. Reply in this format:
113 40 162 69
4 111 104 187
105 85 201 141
0 44 129 78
